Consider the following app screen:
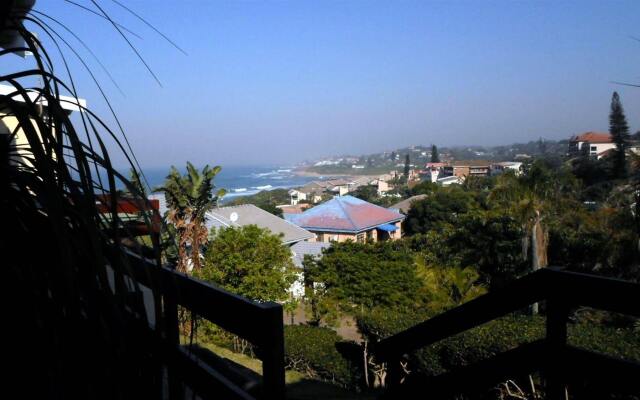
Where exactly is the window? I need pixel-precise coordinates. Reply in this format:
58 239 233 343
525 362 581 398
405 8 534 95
356 233 365 243
317 233 324 242
590 146 597 152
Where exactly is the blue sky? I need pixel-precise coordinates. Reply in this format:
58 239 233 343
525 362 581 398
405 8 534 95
15 0 640 167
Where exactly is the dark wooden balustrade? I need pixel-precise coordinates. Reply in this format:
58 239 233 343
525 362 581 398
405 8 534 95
121 251 285 400
373 268 640 399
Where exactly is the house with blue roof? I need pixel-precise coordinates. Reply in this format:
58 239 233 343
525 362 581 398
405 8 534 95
285 195 404 243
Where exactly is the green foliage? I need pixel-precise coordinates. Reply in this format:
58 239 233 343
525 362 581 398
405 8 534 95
414 257 488 314
609 91 630 178
127 167 148 197
157 162 225 271
430 144 440 163
549 207 639 280
199 225 297 303
351 185 378 203
357 313 639 378
284 325 356 387
306 241 424 312
405 188 478 234
225 188 290 217
451 210 527 287
404 154 411 177
159 163 225 222
409 180 439 196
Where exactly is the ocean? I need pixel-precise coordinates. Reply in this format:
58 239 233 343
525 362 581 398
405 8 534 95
136 165 318 203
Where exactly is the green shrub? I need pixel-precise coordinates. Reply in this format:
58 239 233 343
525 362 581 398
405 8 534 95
357 311 639 379
284 325 357 387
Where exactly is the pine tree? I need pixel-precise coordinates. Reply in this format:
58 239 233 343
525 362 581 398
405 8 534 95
430 144 440 163
537 138 547 154
609 91 630 178
404 154 411 177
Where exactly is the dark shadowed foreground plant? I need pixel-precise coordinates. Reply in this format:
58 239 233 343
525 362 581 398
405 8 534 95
2 8 165 399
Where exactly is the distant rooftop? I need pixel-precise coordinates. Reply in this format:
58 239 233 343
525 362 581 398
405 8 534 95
451 160 491 167
290 241 331 268
571 131 612 143
206 204 315 245
390 194 427 214
286 195 404 233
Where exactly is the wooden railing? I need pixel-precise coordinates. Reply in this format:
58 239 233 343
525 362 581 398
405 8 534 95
121 251 285 400
372 268 640 399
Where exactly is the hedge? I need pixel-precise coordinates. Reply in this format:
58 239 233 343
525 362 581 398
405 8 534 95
357 310 639 382
284 324 359 387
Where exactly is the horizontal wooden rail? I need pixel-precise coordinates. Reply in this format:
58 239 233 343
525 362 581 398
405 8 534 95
374 268 640 361
373 269 552 361
373 268 640 400
119 251 285 400
385 340 547 399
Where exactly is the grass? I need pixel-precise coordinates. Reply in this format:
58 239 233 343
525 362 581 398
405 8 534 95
199 342 377 400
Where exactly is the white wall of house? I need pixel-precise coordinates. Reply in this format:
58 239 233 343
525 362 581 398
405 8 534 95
430 168 440 182
377 180 390 195
289 190 307 205
288 271 305 298
576 141 616 156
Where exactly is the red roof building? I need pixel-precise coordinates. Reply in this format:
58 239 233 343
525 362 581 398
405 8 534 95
569 131 615 157
285 195 404 243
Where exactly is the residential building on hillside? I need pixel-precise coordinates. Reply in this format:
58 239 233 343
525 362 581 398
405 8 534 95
444 160 491 178
569 132 615 158
376 178 391 195
285 195 405 243
492 161 524 175
426 162 447 182
348 176 375 191
277 204 310 214
206 204 315 245
289 241 332 297
289 179 351 205
437 175 465 186
289 182 324 205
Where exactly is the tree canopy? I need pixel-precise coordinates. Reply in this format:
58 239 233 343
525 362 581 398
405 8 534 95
609 91 630 178
430 144 440 163
199 225 297 303
157 162 224 271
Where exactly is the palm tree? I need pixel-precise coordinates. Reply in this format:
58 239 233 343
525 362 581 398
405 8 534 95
158 162 225 272
489 161 576 313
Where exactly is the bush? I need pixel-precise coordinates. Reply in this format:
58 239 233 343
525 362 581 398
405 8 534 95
284 325 358 387
357 311 639 379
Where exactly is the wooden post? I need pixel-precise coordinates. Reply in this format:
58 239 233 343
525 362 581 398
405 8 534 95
261 303 285 400
546 299 568 400
385 356 403 390
164 273 182 400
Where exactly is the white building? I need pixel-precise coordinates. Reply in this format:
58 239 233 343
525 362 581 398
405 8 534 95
569 132 615 158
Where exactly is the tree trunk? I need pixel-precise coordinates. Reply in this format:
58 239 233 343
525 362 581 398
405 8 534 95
363 341 370 388
191 223 201 272
177 227 188 273
531 211 548 315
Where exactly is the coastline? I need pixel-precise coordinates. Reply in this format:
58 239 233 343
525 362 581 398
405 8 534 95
291 168 345 177
292 167 384 183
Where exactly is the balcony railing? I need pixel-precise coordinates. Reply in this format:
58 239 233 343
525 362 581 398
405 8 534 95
372 268 640 399
121 251 285 400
